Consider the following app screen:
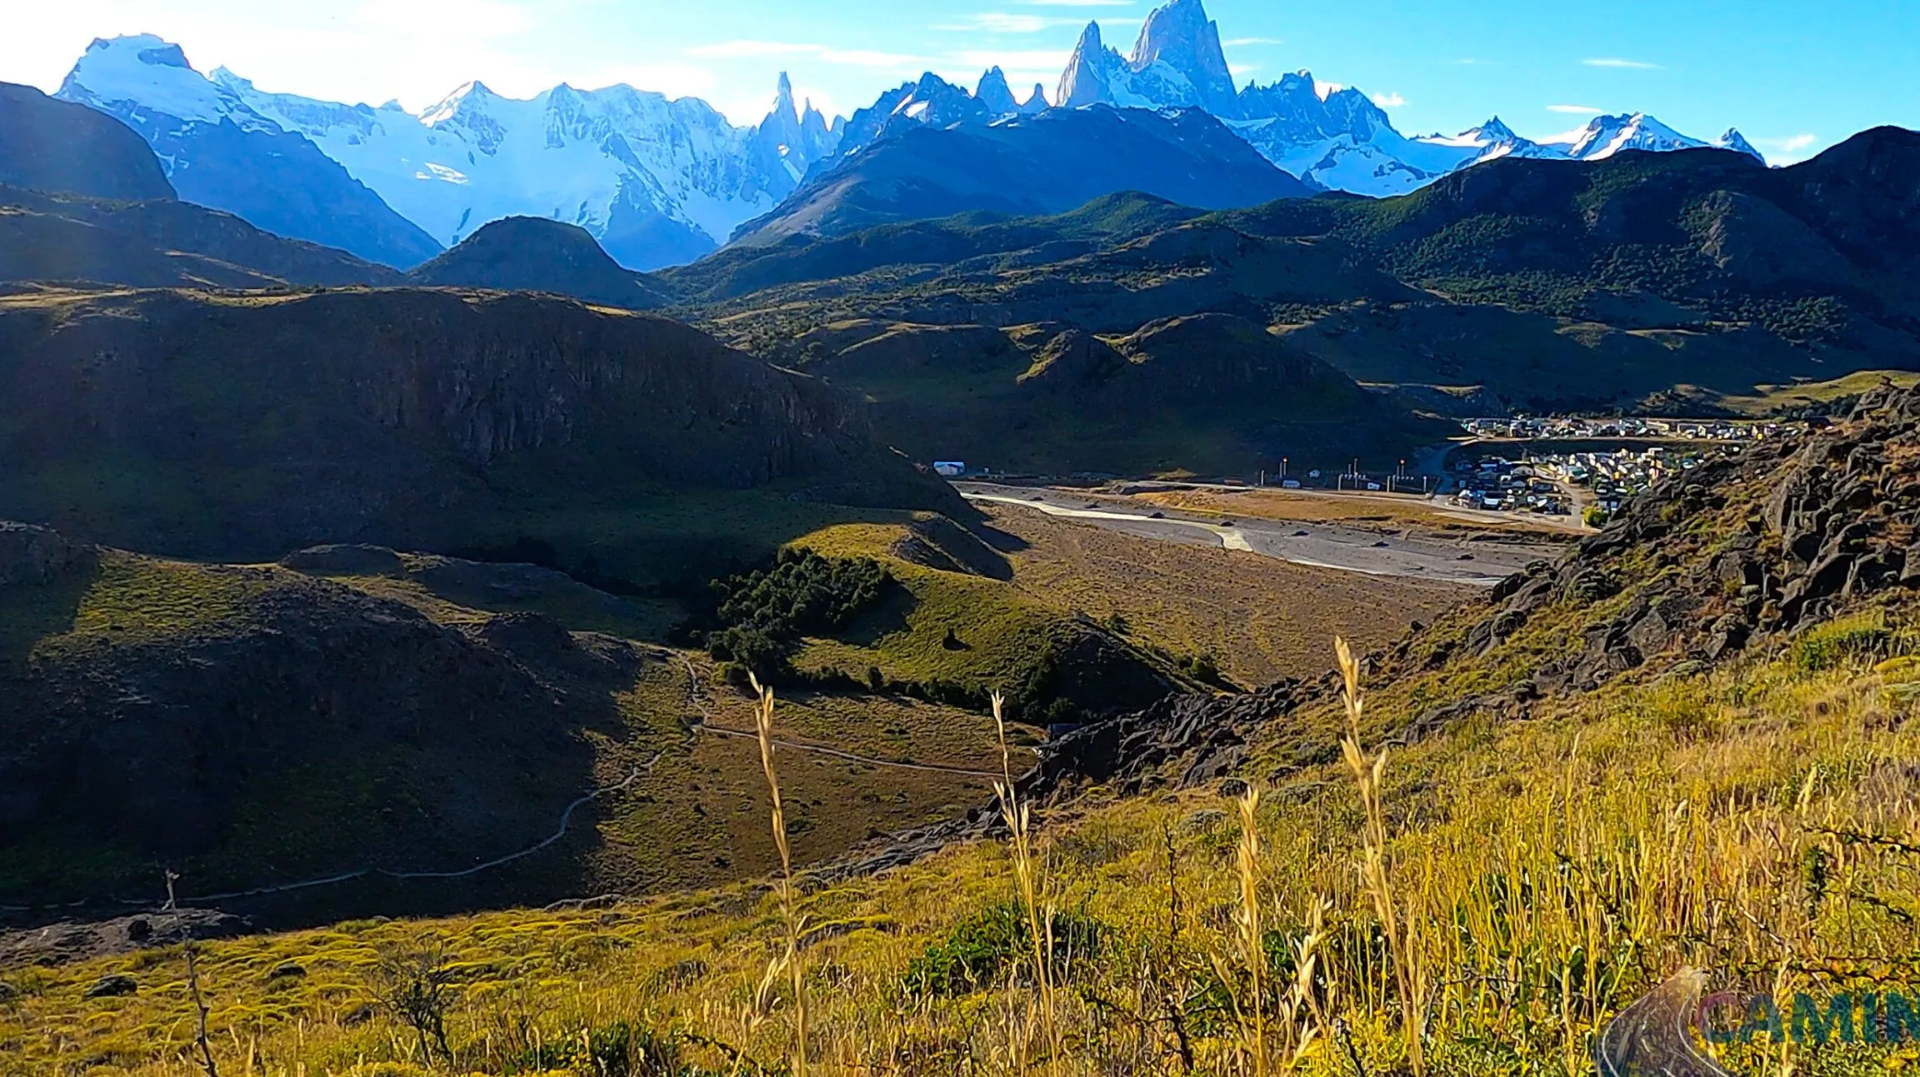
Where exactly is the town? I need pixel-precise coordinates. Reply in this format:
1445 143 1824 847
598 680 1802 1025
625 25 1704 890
1449 414 1802 523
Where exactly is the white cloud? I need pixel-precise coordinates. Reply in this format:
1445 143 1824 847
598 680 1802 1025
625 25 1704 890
580 61 717 99
1372 91 1406 108
1754 133 1816 152
1013 0 1130 5
1582 57 1661 69
1548 103 1605 114
1222 37 1283 47
1229 63 1259 77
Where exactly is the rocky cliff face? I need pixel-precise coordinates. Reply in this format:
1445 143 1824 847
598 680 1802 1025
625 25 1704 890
0 289 947 558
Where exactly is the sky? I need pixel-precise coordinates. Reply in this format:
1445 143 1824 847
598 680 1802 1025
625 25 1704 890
3 0 1914 164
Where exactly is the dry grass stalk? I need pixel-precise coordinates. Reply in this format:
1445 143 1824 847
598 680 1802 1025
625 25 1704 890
751 674 808 1077
164 871 222 1077
1336 636 1424 1076
1234 786 1267 1077
992 691 1061 1072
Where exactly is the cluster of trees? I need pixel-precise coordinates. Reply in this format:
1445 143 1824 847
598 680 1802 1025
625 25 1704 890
692 548 894 688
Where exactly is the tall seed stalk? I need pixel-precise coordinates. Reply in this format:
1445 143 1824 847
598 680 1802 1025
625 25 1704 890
993 692 1061 1071
1336 636 1424 1076
1235 787 1268 1077
751 675 807 1077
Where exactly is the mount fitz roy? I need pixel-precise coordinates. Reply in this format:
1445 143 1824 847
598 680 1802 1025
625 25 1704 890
1051 0 1760 194
55 0 1764 268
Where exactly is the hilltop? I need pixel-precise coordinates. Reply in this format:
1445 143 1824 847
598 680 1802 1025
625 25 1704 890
406 217 670 310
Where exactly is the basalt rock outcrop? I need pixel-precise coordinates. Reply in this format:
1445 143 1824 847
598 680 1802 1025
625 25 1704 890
0 288 952 560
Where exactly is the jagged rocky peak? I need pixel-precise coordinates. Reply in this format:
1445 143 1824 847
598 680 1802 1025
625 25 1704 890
1022 83 1049 113
1056 22 1113 109
1128 0 1238 115
1716 128 1765 161
975 66 1017 116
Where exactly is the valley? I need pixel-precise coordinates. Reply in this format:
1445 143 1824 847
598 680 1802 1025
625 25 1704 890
1 7 1918 1074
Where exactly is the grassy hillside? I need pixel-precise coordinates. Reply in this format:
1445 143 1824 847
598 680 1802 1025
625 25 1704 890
675 131 1920 429
10 387 1920 1076
717 311 1450 477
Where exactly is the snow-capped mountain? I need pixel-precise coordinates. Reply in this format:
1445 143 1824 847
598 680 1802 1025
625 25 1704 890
54 36 441 267
816 69 1051 174
1049 0 1764 195
56 35 845 270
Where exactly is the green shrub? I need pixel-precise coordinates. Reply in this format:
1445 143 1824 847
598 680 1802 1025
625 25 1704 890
1792 618 1899 674
513 1020 696 1077
904 901 1105 997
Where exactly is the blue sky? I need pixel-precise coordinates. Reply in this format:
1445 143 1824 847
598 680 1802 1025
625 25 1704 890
6 0 1913 163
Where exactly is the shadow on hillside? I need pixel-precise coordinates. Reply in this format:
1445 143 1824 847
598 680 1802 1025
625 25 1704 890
0 551 97 675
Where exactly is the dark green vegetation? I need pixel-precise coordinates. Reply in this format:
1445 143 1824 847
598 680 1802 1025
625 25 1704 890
406 216 669 310
726 106 1308 249
904 901 1106 996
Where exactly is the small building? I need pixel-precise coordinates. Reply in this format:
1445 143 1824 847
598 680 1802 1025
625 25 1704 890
932 461 966 478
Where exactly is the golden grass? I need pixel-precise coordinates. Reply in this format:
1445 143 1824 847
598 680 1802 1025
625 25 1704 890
9 624 1920 1077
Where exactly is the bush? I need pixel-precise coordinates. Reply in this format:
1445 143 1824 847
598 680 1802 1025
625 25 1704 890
1792 617 1900 674
904 902 1105 997
512 1020 695 1077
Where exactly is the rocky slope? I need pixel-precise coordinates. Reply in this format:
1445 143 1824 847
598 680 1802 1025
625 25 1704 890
1032 380 1920 796
0 288 949 561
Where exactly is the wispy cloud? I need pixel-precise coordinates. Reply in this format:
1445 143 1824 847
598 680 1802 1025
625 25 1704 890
1222 36 1283 47
1752 132 1819 163
1582 57 1662 69
684 40 933 69
1548 103 1604 114
1372 91 1406 108
1454 57 1488 66
1013 0 1130 5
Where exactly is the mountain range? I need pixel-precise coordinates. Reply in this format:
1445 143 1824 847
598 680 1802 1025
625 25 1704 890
46 0 1768 270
